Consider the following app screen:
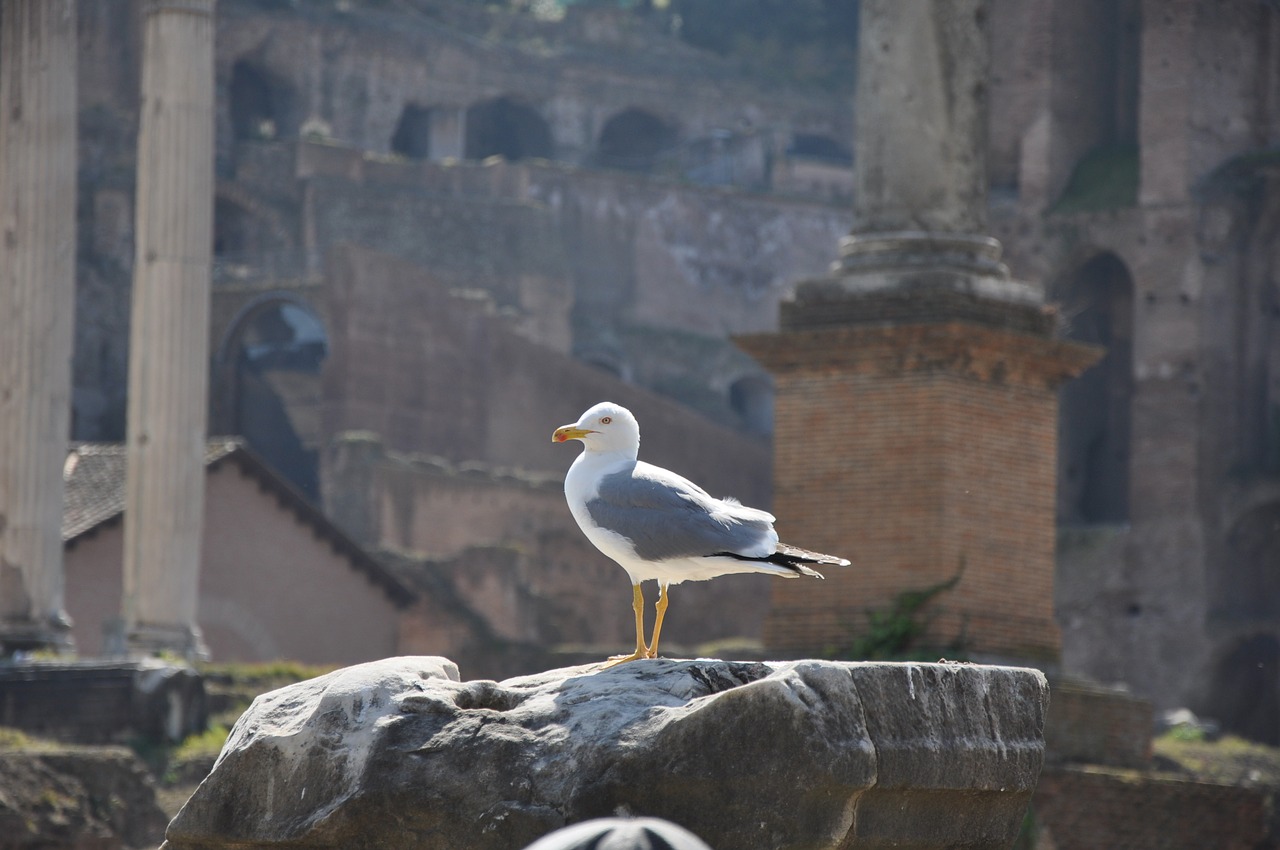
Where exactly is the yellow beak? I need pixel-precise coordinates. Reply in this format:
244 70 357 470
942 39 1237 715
553 425 595 443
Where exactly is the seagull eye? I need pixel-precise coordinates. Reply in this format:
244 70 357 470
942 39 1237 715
600 416 612 425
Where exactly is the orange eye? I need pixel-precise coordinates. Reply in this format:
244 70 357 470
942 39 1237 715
600 416 612 424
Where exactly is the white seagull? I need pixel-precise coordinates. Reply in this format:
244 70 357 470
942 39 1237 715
553 401 851 667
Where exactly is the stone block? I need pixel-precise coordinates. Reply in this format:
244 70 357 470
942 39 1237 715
163 656 1047 850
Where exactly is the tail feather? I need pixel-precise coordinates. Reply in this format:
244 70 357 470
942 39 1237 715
711 542 851 579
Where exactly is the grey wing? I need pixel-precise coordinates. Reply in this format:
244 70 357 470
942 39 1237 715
585 463 775 561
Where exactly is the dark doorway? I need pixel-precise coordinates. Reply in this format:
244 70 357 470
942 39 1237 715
229 60 292 141
391 104 432 159
596 108 677 171
464 97 552 161
1207 634 1280 745
1057 253 1134 524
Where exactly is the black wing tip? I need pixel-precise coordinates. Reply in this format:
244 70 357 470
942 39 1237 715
775 542 852 569
709 546 850 578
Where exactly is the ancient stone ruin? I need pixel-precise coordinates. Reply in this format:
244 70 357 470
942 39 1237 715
162 656 1048 850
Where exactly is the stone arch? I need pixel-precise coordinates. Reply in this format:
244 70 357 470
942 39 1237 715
229 58 296 141
728 374 774 435
1205 633 1280 745
786 133 852 165
1055 252 1134 524
595 107 678 171
1215 501 1280 621
213 295 328 500
391 103 432 160
464 97 553 161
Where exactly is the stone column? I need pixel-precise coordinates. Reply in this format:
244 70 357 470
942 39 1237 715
0 0 78 654
428 106 466 161
852 0 989 235
737 0 1099 663
120 0 216 658
838 0 1012 286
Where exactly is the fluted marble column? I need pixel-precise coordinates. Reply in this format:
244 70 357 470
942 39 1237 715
120 0 216 658
836 0 1015 284
0 0 78 654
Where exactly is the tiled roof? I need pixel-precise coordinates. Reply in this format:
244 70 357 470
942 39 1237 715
62 440 241 542
62 439 413 607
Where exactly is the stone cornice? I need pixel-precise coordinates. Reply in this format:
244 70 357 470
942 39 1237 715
736 320 1103 391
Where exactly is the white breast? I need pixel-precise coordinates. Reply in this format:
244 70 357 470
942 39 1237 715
564 452 649 580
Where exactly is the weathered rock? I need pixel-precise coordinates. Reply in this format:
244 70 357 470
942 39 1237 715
0 746 169 850
164 656 1047 850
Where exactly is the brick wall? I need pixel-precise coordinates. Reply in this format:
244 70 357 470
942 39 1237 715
1034 766 1275 850
741 317 1097 661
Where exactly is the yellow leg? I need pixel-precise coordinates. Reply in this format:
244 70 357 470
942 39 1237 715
600 583 650 668
647 583 670 659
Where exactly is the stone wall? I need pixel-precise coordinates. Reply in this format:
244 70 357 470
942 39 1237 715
213 0 846 166
284 142 847 420
982 0 1280 727
1044 677 1153 769
70 0 854 445
321 243 773 496
0 661 205 745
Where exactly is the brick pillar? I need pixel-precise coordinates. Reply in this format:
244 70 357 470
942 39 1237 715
740 307 1098 661
737 0 1099 663
119 0 216 659
0 0 78 654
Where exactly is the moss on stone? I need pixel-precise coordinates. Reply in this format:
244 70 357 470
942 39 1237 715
1052 144 1139 215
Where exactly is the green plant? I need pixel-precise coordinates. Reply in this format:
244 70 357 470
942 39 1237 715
0 727 36 749
1051 144 1139 215
829 564 966 661
1011 806 1038 850
1164 723 1207 743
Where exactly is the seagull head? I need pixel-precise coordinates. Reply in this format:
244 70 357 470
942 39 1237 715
552 402 640 456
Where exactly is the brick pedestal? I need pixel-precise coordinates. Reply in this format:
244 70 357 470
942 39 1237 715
739 286 1098 661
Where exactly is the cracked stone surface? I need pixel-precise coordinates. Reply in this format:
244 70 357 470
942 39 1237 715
163 656 1047 850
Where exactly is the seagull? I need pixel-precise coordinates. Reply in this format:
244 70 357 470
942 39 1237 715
553 401 850 667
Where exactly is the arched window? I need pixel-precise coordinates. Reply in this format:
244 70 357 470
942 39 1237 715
596 108 677 171
217 298 328 500
1057 253 1134 524
464 97 553 161
391 104 433 160
229 60 293 141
